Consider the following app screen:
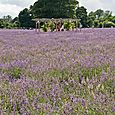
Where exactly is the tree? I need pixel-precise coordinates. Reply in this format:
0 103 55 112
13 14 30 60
0 15 16 29
87 9 115 28
3 15 12 22
87 11 96 27
19 8 35 28
95 9 104 19
94 20 99 28
103 21 115 28
0 19 4 28
88 11 96 20
76 6 88 27
104 10 112 17
11 17 20 28
12 17 18 23
87 16 93 27
30 0 79 18
111 16 115 23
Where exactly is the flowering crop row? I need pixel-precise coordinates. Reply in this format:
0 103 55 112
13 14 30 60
0 28 114 114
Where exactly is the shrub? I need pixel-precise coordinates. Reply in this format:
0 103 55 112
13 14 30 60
42 23 48 32
103 21 115 28
94 20 99 28
98 22 103 28
71 22 76 30
49 22 55 32
64 21 72 31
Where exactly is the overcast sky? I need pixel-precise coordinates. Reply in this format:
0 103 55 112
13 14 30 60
0 0 115 18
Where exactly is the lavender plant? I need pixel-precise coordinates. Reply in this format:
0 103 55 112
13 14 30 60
0 28 114 114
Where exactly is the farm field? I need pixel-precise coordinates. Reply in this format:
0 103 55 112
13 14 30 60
0 29 115 114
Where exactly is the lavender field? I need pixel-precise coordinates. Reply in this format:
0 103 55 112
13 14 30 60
0 29 115 114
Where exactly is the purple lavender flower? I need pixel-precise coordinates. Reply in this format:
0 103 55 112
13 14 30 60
0 28 114 114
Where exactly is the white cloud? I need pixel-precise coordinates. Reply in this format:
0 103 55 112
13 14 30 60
0 0 36 18
80 0 115 14
0 3 23 18
0 0 36 7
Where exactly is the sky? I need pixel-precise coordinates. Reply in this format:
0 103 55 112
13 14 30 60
0 0 115 18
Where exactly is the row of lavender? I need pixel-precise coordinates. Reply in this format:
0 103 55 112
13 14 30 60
0 29 115 114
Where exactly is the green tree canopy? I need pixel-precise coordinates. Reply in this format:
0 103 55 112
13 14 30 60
18 8 35 28
76 6 88 27
30 0 79 18
0 15 17 29
87 9 115 28
95 9 104 19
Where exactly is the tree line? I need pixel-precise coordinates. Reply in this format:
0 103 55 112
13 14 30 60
0 0 115 29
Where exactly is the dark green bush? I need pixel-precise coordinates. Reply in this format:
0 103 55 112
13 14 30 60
103 21 115 28
64 21 72 31
98 22 103 28
49 22 55 32
42 23 48 32
94 20 99 28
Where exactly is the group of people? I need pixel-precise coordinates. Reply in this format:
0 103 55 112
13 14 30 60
56 21 82 32
56 21 64 31
36 19 82 32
